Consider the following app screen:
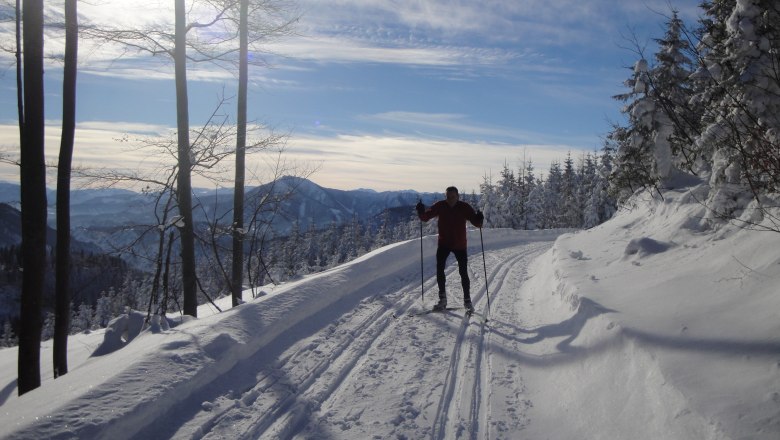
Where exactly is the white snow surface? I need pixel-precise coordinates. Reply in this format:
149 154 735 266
1 185 779 439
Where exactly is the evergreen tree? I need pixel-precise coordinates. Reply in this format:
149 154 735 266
2 320 17 347
94 293 113 328
72 303 93 333
561 153 581 227
650 11 699 173
609 58 657 202
497 162 522 228
478 174 499 228
519 159 536 229
689 0 737 171
303 222 320 271
41 312 55 341
544 161 564 228
695 0 780 219
281 219 302 278
374 211 393 250
525 179 545 230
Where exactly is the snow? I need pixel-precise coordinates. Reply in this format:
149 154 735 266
1 184 779 439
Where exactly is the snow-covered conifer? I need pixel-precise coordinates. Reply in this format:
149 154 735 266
2 319 17 347
41 312 55 341
94 293 113 329
72 303 94 333
694 0 780 220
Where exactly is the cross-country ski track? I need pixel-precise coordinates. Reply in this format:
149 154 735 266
139 231 555 440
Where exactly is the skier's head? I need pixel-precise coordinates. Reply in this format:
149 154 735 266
445 186 459 207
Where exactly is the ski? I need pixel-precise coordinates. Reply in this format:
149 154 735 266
465 309 488 323
408 306 461 317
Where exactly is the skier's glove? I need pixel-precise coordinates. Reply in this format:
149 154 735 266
416 201 425 215
475 210 484 225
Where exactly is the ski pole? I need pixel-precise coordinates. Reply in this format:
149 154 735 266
480 227 490 322
420 207 425 305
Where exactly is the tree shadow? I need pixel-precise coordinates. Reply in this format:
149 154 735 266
621 328 780 355
515 297 617 352
0 379 16 406
485 295 780 370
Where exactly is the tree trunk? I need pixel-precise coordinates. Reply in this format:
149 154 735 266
18 0 47 395
231 0 249 307
53 0 78 379
175 0 197 317
15 0 23 135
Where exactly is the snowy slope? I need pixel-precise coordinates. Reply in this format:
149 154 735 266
1 183 778 439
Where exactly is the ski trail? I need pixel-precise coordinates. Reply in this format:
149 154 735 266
433 246 541 440
163 237 555 440
195 282 419 439
482 243 549 438
186 261 468 439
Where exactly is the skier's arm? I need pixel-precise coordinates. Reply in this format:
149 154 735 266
472 210 484 228
417 201 438 222
466 204 484 228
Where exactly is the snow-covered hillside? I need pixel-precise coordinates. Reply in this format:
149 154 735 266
0 184 778 439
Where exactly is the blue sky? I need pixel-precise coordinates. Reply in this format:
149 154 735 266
0 0 703 193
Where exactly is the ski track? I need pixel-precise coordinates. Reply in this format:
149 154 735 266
172 239 553 440
433 243 548 440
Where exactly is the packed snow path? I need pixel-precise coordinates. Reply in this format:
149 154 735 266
5 221 773 439
135 234 553 439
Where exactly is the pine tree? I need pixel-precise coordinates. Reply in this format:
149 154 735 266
72 303 94 333
478 174 498 228
525 179 545 230
303 222 320 270
561 153 581 227
544 161 564 228
694 0 780 220
609 58 657 202
2 319 18 347
690 0 737 170
281 219 302 278
94 293 113 328
374 211 392 250
41 312 55 341
520 159 536 229
650 11 699 174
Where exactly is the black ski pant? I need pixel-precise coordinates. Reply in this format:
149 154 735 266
436 246 470 302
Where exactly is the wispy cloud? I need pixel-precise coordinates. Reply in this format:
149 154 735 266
0 121 590 192
284 132 589 192
361 112 598 146
0 121 175 186
267 35 518 67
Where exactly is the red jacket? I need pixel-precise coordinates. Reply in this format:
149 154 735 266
419 200 482 250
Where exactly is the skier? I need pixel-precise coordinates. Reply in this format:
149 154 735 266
416 186 484 313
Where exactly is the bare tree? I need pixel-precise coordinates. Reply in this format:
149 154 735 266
79 0 298 315
18 0 47 395
231 0 249 307
53 0 77 379
227 0 299 307
172 0 198 317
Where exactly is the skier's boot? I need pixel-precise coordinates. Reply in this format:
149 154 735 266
464 298 474 313
432 295 447 312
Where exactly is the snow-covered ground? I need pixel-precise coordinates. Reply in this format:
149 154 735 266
1 184 779 439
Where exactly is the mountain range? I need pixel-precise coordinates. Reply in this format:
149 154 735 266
0 176 442 248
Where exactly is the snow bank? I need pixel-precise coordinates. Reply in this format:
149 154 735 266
522 186 780 439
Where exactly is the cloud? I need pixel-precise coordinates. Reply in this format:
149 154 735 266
0 121 591 193
267 35 517 67
0 121 177 187
361 112 598 146
285 132 590 192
